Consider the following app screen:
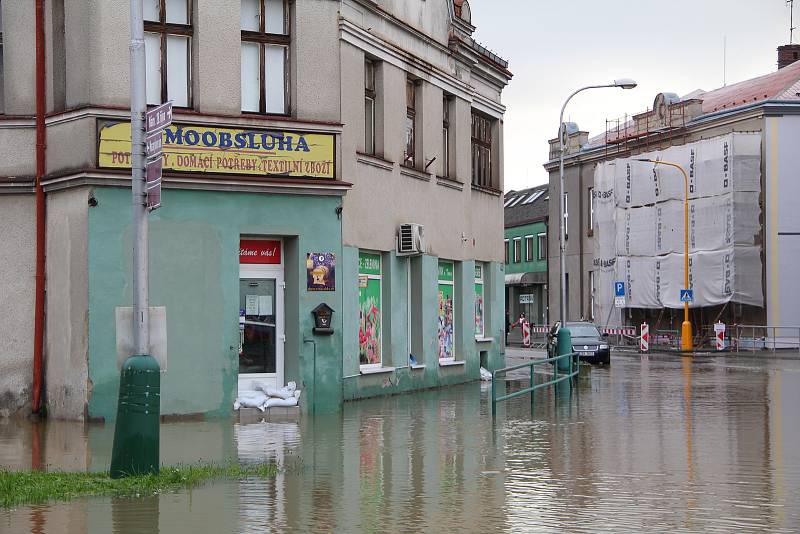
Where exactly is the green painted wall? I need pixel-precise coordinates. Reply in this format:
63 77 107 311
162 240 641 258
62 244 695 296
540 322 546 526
87 187 343 421
342 247 505 400
504 221 547 274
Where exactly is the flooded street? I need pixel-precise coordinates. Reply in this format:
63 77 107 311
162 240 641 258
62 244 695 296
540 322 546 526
2 353 800 533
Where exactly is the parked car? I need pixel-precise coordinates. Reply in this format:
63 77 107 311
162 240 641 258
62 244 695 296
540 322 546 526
565 322 611 365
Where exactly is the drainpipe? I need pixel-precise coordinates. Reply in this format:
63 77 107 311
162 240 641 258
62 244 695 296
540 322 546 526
32 0 47 414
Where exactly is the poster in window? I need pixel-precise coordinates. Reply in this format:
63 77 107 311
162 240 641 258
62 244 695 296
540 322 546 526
358 252 382 366
474 283 484 337
306 252 336 291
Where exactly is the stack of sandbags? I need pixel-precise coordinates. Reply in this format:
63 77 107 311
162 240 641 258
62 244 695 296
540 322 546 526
233 381 301 411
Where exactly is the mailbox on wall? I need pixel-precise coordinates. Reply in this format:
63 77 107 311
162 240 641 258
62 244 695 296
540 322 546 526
311 303 334 335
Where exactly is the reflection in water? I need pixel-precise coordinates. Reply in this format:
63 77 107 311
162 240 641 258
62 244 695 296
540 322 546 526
1 355 800 533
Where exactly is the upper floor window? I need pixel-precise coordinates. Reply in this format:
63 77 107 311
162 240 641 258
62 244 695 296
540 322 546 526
588 187 595 231
241 0 289 114
525 235 534 262
537 232 547 261
513 237 521 263
471 112 493 188
144 0 192 107
403 79 417 167
504 239 509 264
364 59 376 155
442 95 452 177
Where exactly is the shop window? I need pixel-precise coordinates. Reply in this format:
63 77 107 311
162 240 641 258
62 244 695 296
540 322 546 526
364 58 376 154
403 78 417 167
144 0 192 107
358 251 382 368
504 239 509 264
537 232 546 260
471 111 494 188
474 264 485 338
241 0 289 114
524 235 534 262
437 260 455 360
513 237 521 263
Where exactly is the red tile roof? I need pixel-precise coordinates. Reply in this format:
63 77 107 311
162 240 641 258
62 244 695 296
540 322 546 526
697 60 800 113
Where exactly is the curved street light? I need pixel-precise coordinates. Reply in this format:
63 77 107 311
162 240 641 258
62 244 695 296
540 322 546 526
635 158 693 352
557 80 637 327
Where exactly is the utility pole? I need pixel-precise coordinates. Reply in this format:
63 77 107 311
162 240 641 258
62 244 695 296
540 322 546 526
131 0 149 355
790 0 796 44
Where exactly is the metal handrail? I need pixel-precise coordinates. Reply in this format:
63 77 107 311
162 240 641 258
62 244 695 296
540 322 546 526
730 324 800 354
490 352 579 416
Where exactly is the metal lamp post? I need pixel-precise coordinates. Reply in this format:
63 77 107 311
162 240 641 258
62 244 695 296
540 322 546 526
635 158 693 352
557 79 637 326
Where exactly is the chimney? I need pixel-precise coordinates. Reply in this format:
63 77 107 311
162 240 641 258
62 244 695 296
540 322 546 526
778 44 800 69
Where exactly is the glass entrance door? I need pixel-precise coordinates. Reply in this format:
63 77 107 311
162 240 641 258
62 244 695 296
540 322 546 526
238 275 283 393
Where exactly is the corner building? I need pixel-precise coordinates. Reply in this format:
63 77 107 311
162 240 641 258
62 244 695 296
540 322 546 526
0 0 511 419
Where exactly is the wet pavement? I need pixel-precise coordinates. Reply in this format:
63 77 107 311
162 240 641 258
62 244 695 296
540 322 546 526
2 352 799 533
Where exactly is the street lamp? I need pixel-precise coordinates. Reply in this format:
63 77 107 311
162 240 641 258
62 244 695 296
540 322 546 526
557 79 637 327
635 158 693 352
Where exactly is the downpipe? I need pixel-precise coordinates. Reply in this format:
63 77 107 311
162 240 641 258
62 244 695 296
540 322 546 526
32 0 47 415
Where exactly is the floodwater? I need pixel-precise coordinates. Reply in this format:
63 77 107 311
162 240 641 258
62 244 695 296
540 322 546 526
2 353 800 533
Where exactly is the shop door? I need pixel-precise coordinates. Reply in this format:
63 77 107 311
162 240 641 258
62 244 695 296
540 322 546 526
238 272 284 393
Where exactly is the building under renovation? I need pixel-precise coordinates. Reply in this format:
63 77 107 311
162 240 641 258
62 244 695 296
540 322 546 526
544 45 800 342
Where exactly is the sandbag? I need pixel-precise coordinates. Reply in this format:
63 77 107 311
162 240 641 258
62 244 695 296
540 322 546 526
264 396 298 408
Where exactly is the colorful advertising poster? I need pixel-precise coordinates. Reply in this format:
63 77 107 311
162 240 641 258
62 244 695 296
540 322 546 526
306 253 336 291
474 264 484 337
99 122 335 179
358 252 382 366
438 261 455 360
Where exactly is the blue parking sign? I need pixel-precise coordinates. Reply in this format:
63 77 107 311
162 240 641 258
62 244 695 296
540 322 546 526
615 282 625 297
680 289 693 303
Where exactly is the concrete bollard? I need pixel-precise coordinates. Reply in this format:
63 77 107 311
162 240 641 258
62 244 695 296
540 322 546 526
110 354 160 478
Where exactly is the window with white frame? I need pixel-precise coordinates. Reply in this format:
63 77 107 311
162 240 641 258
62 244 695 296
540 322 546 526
442 95 452 178
364 58 376 154
358 251 383 368
588 187 594 231
437 260 456 360
474 264 484 338
241 0 289 114
537 232 546 260
524 235 534 262
504 239 509 264
513 237 521 263
403 78 417 167
144 0 192 107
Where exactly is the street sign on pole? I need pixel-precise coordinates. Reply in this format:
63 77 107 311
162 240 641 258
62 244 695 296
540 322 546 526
615 281 625 297
146 158 162 211
145 130 163 160
614 296 625 308
680 289 694 303
146 101 173 134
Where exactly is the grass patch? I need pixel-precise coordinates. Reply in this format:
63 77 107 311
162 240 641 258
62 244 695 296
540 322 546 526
0 462 279 508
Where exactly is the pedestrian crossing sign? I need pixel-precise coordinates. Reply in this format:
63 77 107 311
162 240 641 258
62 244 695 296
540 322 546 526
680 289 693 303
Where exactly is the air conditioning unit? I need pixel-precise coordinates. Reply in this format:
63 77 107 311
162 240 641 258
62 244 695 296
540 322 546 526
397 223 425 256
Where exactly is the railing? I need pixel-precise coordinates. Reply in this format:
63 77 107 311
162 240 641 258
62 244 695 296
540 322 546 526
732 325 800 353
490 352 579 416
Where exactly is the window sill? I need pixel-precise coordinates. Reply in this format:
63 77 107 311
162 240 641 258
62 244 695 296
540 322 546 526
438 359 466 367
436 176 464 191
475 337 494 343
360 366 396 375
470 183 502 196
410 364 426 370
400 166 432 182
356 152 394 171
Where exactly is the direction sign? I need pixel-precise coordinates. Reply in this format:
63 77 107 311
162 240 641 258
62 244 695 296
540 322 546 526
146 101 173 134
145 130 163 160
615 281 625 297
680 289 694 303
145 158 162 211
614 296 626 308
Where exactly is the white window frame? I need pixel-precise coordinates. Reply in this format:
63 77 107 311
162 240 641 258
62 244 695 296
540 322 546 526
588 187 595 231
240 0 290 115
364 58 376 154
513 237 521 263
358 251 384 371
537 232 546 261
504 239 509 264
524 235 534 262
474 263 485 339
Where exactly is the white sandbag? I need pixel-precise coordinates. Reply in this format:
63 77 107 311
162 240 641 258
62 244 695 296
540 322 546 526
264 396 298 408
237 391 268 410
479 367 492 382
253 382 295 399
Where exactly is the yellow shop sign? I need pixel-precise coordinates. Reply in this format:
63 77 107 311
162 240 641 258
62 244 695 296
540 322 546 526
99 122 335 179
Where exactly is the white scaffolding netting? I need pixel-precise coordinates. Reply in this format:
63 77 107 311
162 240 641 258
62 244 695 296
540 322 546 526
593 133 763 326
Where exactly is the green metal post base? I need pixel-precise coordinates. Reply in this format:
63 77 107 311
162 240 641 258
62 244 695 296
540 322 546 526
556 328 573 374
110 354 160 479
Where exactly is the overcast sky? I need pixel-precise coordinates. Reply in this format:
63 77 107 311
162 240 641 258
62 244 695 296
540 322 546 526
469 0 793 192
